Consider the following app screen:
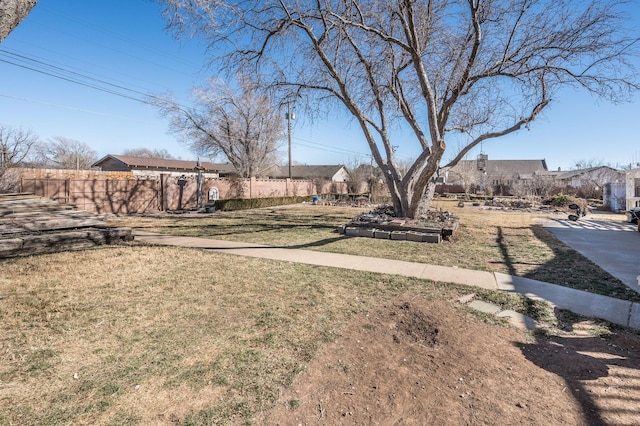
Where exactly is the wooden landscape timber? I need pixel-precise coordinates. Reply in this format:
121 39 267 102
0 193 133 258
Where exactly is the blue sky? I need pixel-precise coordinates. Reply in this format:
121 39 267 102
1 0 639 171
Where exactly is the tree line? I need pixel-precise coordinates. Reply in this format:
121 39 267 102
0 123 180 192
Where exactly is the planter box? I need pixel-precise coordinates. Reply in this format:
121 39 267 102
338 215 459 244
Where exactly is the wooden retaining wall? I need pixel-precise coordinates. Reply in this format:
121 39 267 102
0 193 133 259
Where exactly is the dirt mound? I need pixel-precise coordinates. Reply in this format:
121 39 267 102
260 295 640 425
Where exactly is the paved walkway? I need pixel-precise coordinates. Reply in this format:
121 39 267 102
538 215 640 290
134 231 640 330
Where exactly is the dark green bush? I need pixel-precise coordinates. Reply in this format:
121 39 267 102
213 196 312 211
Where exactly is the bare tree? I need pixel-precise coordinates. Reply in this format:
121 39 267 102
511 173 557 199
159 0 639 218
447 160 481 198
154 77 284 178
0 124 38 168
346 159 378 194
35 137 98 169
0 0 38 42
122 147 176 159
0 124 39 193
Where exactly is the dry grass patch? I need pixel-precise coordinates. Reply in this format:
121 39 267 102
108 201 639 302
1 245 486 425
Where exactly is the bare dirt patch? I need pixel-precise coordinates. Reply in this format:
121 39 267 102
260 296 640 425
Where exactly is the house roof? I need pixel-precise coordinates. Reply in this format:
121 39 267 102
551 166 620 180
455 159 548 175
483 159 548 174
92 155 235 173
268 165 346 179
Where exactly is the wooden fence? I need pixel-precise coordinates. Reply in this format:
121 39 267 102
20 175 348 214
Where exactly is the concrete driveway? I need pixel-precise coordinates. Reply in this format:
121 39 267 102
540 212 640 292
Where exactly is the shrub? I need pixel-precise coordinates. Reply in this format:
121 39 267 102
213 196 312 211
544 193 572 207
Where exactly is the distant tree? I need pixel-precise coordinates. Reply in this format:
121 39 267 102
36 137 98 169
122 147 176 159
346 160 377 194
159 0 639 218
154 76 284 178
617 162 640 171
447 160 481 198
0 124 39 192
511 174 557 199
573 159 609 170
0 124 38 168
0 0 38 42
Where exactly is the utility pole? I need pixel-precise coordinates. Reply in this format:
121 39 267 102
286 100 294 179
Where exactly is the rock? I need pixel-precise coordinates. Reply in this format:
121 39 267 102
457 293 476 304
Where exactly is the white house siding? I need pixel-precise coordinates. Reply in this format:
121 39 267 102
626 169 640 210
604 182 626 211
332 168 350 182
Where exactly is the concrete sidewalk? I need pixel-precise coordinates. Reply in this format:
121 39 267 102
538 215 640 291
134 231 640 330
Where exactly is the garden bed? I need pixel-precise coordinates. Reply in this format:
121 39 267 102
338 206 459 243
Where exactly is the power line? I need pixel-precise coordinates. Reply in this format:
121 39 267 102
0 48 374 159
0 51 387 163
38 5 203 71
0 49 154 103
4 4 205 104
0 49 405 163
0 56 150 105
292 136 371 158
0 94 159 123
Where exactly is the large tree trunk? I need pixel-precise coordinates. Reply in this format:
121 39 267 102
386 172 438 219
0 0 38 43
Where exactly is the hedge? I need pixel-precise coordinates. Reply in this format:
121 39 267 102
213 195 313 211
